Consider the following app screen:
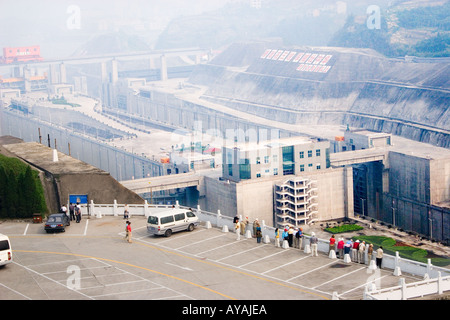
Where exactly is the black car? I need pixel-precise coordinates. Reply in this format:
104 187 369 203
44 214 70 233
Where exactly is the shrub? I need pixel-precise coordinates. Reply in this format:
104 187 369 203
324 224 363 234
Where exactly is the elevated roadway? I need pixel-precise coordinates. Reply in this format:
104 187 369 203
330 148 388 167
121 169 221 193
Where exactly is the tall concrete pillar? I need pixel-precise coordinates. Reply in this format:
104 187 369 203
160 55 168 81
48 64 58 84
60 63 67 83
100 61 108 82
111 59 118 84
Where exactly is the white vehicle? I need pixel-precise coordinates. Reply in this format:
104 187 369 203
147 208 199 237
0 234 12 267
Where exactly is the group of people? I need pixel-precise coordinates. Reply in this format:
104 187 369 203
333 236 383 268
275 226 304 249
60 203 82 223
234 216 385 269
234 216 263 243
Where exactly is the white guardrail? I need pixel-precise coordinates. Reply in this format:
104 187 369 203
77 200 450 300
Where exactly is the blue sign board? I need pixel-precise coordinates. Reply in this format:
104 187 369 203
69 194 88 204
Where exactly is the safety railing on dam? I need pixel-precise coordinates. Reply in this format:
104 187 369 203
76 199 450 284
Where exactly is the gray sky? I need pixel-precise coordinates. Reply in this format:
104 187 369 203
0 0 234 56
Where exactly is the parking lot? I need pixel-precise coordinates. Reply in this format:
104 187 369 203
0 216 424 301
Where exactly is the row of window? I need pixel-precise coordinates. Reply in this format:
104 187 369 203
299 149 321 158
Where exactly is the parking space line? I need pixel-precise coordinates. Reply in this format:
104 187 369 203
135 240 330 300
83 219 89 236
312 266 366 289
238 249 287 268
286 260 338 282
261 255 310 274
0 283 32 300
156 229 207 244
15 249 235 300
175 234 226 250
338 274 390 297
23 224 29 235
195 238 248 256
26 257 94 268
215 244 269 262
12 261 94 300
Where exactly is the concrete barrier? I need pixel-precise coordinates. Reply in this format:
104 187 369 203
343 254 351 263
304 244 311 254
329 250 337 259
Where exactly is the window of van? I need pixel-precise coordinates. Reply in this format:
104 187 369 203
174 213 185 221
161 215 174 224
186 211 196 218
0 240 10 251
147 216 158 224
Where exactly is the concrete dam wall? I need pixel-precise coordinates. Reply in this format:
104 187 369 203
188 42 450 148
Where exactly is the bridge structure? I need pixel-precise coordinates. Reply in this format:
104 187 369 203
329 148 387 167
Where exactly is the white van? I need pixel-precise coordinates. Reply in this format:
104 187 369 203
0 234 12 267
147 208 199 237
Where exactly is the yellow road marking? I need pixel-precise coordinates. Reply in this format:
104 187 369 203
135 240 330 300
14 249 236 300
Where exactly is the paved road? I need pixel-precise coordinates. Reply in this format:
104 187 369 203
0 216 424 302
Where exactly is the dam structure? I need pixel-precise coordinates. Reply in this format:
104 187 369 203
1 41 449 244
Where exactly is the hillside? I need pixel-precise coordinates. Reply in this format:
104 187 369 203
155 0 449 57
188 41 450 147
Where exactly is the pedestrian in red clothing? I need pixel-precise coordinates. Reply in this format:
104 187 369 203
329 234 336 254
352 239 360 261
337 237 345 258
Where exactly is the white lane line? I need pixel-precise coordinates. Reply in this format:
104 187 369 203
238 249 287 268
156 229 207 244
165 262 193 271
312 266 366 289
175 234 226 250
261 255 310 274
338 274 390 296
215 244 267 262
83 219 89 236
0 283 32 300
12 261 94 300
23 224 29 235
286 260 338 282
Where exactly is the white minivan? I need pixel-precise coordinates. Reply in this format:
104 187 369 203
0 234 12 267
147 208 199 237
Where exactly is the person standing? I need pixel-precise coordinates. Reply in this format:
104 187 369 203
358 241 366 264
256 226 262 243
126 221 132 243
69 203 75 221
287 226 294 247
240 217 247 236
376 246 383 268
123 204 129 219
293 228 299 248
337 238 345 258
281 228 289 245
75 203 81 223
235 221 241 241
60 204 67 216
344 240 352 257
274 228 280 247
367 243 374 263
297 228 303 250
329 234 336 254
310 232 318 257
352 240 360 262
253 219 259 237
